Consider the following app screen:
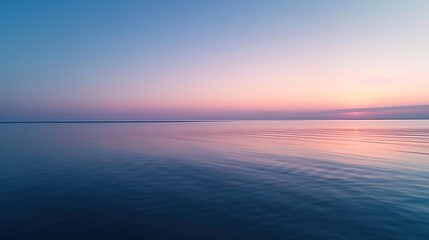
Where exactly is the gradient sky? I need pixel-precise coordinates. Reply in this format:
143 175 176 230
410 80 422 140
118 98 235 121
1 0 429 120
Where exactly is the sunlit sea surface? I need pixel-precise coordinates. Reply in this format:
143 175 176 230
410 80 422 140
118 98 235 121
1 120 428 240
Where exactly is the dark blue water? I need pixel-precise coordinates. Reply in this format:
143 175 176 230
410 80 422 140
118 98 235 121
1 121 428 239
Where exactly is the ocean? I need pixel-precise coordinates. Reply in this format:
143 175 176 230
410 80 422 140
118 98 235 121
1 120 428 239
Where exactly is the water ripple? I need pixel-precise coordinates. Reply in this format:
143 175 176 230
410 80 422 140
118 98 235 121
0 121 428 239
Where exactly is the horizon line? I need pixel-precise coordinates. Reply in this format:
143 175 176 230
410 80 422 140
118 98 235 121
1 104 429 122
1 118 429 124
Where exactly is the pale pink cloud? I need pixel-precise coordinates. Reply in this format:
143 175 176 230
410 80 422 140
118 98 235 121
360 77 397 85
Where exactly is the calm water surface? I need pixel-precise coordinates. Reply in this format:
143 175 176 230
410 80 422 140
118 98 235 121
1 120 428 239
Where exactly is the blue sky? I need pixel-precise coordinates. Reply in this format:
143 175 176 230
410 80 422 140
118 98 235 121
1 0 429 120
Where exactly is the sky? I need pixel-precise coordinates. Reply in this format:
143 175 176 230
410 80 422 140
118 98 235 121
1 0 429 120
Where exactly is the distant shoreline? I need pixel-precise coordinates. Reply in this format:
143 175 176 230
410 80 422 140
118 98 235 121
0 120 223 124
1 119 429 123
